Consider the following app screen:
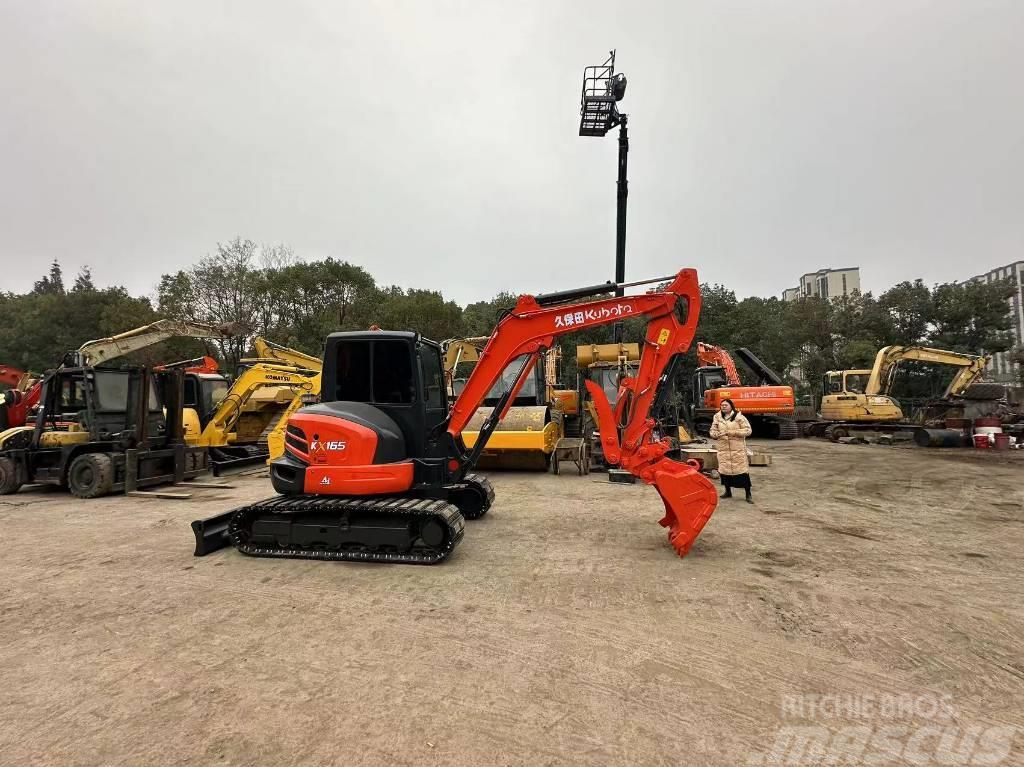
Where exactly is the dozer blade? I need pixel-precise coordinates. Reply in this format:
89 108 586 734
192 510 235 556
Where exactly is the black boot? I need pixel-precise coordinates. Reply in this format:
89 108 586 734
745 489 753 504
720 488 732 499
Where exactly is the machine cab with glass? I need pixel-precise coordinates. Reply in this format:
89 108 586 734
43 367 164 441
819 369 902 423
183 374 231 429
822 369 870 397
274 331 451 496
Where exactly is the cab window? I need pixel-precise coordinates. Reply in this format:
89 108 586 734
372 341 414 404
334 341 372 401
845 373 868 394
60 377 89 411
333 339 414 404
420 344 445 409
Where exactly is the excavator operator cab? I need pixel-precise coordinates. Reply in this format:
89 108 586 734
693 365 729 400
182 374 230 428
271 330 451 496
822 370 869 396
320 331 449 458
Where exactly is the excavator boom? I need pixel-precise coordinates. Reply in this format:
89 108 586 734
191 362 318 445
865 346 991 399
696 342 742 386
71 319 241 367
249 338 323 371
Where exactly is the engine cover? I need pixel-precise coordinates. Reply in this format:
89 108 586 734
271 402 411 496
285 402 405 466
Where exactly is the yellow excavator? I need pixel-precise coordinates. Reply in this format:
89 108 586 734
443 338 567 470
243 338 323 461
181 338 323 468
808 345 991 438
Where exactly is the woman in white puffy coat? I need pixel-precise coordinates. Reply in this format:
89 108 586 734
709 398 754 503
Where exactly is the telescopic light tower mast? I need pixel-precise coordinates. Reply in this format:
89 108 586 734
579 50 629 343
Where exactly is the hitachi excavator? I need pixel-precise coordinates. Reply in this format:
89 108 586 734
807 345 991 439
692 343 797 439
192 268 719 563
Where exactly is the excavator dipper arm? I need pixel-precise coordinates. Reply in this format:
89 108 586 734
449 268 718 557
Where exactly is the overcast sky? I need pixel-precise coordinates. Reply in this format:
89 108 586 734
2 1 1022 305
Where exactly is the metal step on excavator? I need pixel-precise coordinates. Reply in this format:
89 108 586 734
192 268 720 564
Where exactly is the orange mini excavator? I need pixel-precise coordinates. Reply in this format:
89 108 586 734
193 268 719 564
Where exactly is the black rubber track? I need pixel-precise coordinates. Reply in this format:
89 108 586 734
454 473 495 520
227 495 465 565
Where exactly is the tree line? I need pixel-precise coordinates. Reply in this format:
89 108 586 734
0 238 1017 394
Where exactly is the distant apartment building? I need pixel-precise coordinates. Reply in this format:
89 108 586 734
970 261 1024 383
782 267 861 301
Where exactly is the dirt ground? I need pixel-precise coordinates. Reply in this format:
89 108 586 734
1 440 1022 766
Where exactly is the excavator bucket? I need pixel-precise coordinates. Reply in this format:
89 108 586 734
648 459 719 557
585 379 719 557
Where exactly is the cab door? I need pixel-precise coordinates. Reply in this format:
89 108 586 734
418 341 449 460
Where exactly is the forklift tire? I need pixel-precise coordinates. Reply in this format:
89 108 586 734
0 457 22 495
67 453 114 499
